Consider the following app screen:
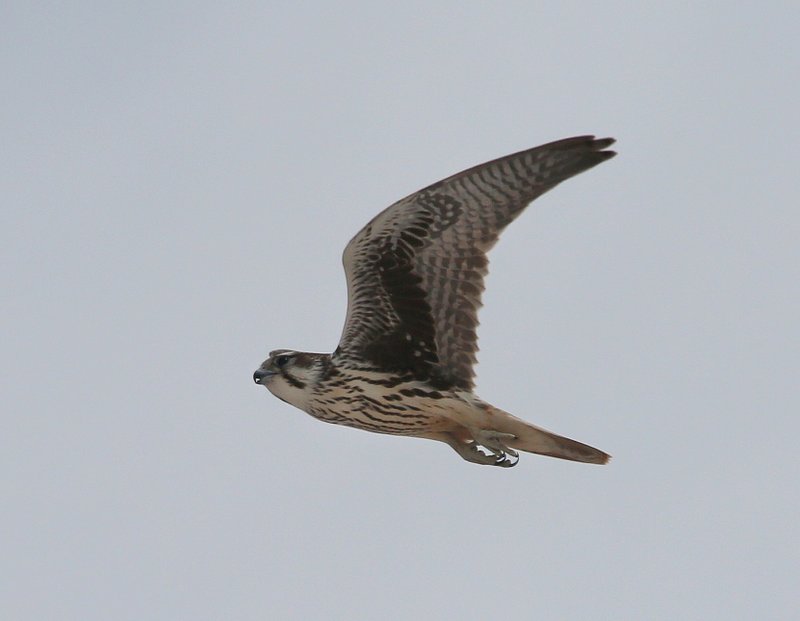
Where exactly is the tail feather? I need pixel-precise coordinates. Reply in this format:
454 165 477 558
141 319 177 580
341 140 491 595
496 411 610 465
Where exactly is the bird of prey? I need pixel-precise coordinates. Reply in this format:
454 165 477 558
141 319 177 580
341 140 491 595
254 136 614 467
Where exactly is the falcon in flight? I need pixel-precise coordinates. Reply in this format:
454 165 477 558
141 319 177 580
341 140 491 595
254 136 615 467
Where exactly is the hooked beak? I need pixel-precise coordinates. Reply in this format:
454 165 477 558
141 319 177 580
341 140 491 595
253 368 277 384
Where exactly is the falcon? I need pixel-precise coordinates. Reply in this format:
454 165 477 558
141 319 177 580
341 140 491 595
254 136 615 467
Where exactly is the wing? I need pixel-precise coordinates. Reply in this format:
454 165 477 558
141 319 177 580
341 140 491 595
334 135 616 391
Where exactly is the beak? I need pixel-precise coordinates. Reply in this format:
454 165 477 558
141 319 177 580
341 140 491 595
253 368 277 384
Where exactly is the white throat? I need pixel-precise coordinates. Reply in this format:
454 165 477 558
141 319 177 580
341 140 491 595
267 377 313 412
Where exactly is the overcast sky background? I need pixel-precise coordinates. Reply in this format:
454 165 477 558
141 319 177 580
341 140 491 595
3 2 799 619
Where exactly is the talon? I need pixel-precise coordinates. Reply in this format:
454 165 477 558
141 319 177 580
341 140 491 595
494 452 519 468
445 432 521 467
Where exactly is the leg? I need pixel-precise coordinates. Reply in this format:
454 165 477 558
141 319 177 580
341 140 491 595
438 431 519 468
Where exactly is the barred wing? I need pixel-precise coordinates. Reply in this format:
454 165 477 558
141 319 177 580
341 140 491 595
334 136 616 391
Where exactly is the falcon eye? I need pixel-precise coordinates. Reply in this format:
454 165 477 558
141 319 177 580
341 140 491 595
275 355 291 368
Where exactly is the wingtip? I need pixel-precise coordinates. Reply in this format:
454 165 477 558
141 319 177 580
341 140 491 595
592 136 616 148
546 135 617 160
588 136 617 159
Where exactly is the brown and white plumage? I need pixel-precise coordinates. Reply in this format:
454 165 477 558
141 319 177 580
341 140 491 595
254 136 615 467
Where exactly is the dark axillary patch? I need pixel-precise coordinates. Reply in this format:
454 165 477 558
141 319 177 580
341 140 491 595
363 243 440 382
360 195 466 390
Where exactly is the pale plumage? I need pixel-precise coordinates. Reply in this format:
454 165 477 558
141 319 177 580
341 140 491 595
255 136 615 467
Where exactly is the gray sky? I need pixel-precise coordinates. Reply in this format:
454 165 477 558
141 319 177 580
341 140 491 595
3 2 799 619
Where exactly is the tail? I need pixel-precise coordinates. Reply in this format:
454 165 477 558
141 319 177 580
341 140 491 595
495 410 610 465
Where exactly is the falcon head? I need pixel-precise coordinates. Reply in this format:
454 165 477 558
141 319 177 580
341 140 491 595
253 350 328 412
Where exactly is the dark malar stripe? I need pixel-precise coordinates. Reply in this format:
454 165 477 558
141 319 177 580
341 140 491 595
283 372 306 390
